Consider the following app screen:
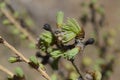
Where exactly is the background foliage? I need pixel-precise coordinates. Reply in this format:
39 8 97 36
0 0 120 80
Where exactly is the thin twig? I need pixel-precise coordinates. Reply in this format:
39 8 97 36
0 36 51 80
37 67 51 80
0 8 36 43
0 64 14 77
70 60 84 80
0 5 51 80
4 39 30 63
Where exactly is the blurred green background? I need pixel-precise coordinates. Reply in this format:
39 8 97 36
0 0 120 80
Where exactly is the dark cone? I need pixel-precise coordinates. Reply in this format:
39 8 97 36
43 24 52 31
84 38 95 46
